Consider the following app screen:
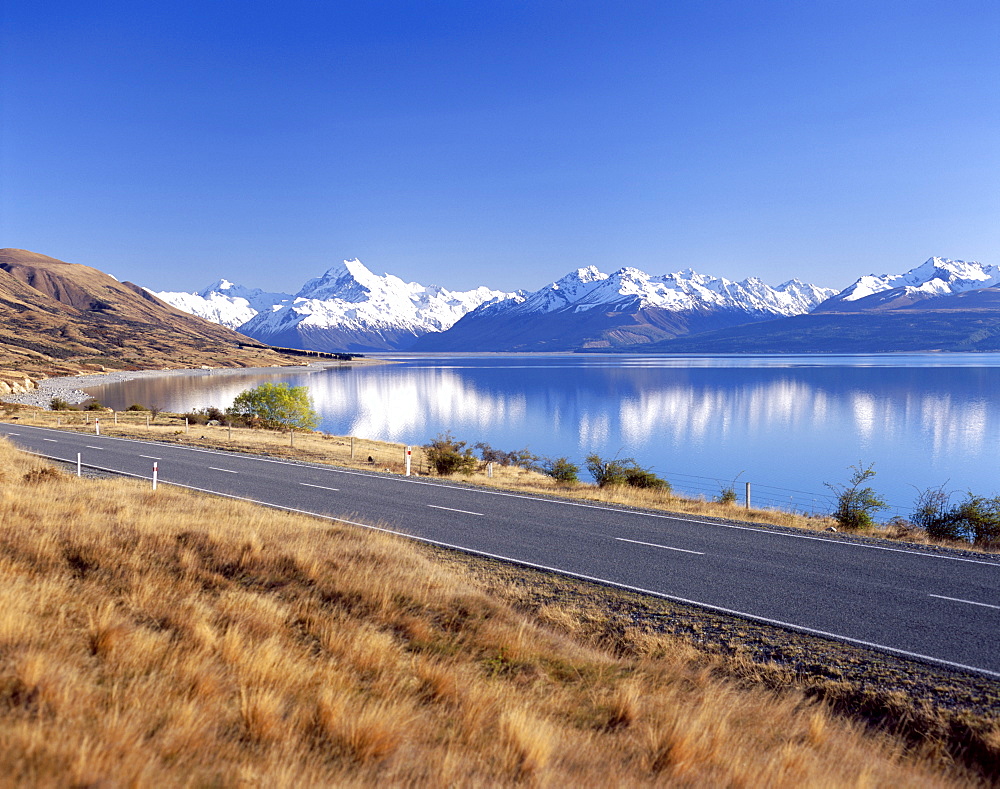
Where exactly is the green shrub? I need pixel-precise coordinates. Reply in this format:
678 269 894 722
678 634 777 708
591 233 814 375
125 403 149 411
474 442 539 470
542 457 579 484
915 487 1000 546
184 406 227 426
424 433 477 476
84 401 105 412
50 397 72 411
825 462 888 530
912 485 958 541
717 472 744 505
585 454 670 491
717 486 738 506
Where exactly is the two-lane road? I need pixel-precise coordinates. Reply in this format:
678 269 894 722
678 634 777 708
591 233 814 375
4 423 999 678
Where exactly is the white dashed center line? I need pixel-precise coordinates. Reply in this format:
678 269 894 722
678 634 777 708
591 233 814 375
42 438 57 442
140 455 161 460
428 505 484 517
929 594 1000 610
85 446 104 450
208 467 238 474
616 537 705 556
300 483 339 491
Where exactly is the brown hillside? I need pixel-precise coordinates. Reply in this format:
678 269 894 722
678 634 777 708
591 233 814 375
0 249 298 378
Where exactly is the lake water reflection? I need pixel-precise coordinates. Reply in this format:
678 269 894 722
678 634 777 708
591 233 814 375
86 354 1000 516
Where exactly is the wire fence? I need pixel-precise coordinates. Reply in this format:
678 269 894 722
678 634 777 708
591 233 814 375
658 468 913 521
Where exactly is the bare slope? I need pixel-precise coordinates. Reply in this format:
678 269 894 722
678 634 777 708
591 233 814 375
0 249 297 377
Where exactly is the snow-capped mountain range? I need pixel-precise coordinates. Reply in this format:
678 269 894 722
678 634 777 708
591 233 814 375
154 259 509 352
155 280 292 329
473 266 833 317
152 256 994 353
818 257 1000 312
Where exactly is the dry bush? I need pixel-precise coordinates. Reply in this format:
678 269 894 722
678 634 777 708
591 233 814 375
0 437 984 786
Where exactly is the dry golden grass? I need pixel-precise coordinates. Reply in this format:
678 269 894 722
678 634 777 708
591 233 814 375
0 438 988 786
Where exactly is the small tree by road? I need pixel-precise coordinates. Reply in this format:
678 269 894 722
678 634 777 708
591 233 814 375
825 462 888 530
227 383 319 431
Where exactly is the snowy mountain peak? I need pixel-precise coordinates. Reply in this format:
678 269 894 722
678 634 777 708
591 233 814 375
833 257 1000 304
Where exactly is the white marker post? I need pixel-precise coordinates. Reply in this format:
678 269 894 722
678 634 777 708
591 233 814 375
745 482 751 510
77 453 81 477
487 462 493 479
405 446 412 477
185 417 189 433
152 462 158 491
95 418 100 436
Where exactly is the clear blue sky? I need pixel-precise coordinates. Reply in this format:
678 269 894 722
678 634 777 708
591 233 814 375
2 1 997 294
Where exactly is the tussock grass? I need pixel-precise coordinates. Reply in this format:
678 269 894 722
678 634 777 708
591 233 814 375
0 438 987 786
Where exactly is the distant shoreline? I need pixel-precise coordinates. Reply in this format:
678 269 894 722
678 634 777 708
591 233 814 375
2 357 387 409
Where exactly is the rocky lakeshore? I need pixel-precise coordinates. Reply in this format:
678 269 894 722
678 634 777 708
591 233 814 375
0 359 383 409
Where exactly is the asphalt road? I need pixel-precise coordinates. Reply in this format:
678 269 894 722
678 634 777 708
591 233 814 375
4 422 1000 679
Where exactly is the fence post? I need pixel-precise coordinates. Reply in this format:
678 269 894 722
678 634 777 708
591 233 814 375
350 436 355 461
185 417 189 433
228 422 232 441
405 446 412 477
146 414 149 428
114 411 117 425
745 482 751 510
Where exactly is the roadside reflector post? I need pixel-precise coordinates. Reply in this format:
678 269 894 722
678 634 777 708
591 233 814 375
57 418 61 426
114 411 117 425
95 418 100 436
152 462 158 491
77 453 81 477
146 415 149 428
184 417 189 433
85 413 89 425
350 436 355 461
487 462 493 478
405 446 412 477
745 482 751 510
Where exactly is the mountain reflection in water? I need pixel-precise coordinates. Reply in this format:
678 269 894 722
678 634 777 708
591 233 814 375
85 354 1000 516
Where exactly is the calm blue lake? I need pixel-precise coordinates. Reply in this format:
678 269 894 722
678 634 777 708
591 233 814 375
85 353 1000 518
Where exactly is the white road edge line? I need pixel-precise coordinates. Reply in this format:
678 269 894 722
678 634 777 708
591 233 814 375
428 504 485 516
616 537 704 555
929 594 1000 611
18 448 1000 681
300 483 339 492
8 424 1000 567
208 467 238 474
